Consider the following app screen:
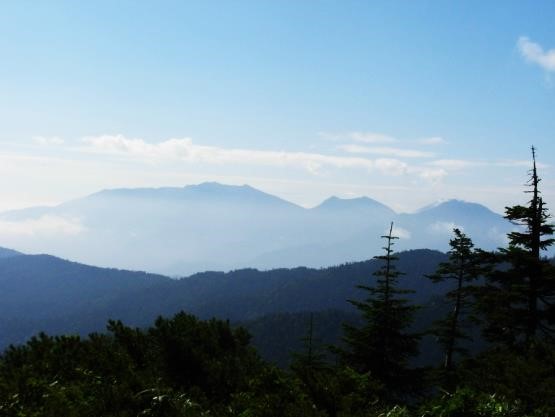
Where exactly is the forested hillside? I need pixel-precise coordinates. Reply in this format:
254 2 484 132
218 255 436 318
0 248 447 353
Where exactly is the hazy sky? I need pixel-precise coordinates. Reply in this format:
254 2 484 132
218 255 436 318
1 1 554 213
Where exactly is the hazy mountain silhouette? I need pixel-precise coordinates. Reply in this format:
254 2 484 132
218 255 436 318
0 183 512 275
249 198 511 269
313 195 395 215
0 247 22 259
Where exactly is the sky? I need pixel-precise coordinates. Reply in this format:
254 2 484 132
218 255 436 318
1 0 554 214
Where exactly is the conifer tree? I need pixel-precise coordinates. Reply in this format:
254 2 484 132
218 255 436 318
480 146 555 347
340 222 420 400
290 314 336 416
427 229 483 374
291 314 327 374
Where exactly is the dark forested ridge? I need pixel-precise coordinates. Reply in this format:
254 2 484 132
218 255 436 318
0 247 447 350
240 310 363 368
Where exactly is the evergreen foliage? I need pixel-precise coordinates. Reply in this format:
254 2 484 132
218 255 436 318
340 222 421 401
0 313 398 417
291 314 342 417
0 312 264 416
457 342 555 415
478 147 555 348
426 229 484 378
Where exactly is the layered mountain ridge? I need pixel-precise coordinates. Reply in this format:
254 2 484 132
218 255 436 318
0 182 511 275
0 247 447 351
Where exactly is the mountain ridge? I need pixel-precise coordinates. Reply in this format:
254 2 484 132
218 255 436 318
88 182 303 208
0 183 504 216
0 182 512 275
312 195 396 214
0 247 22 259
0 248 448 349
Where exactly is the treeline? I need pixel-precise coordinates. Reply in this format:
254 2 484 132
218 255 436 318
1 148 554 416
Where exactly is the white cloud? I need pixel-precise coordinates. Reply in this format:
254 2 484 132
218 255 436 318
338 144 434 158
487 227 509 247
390 225 411 239
83 134 442 178
428 158 549 171
495 159 550 169
81 135 451 183
374 158 409 175
82 135 375 173
0 215 85 237
349 132 398 144
321 131 447 148
33 136 64 146
517 36 555 72
319 131 398 143
429 159 477 170
337 144 375 154
428 221 463 235
417 137 446 145
417 168 447 182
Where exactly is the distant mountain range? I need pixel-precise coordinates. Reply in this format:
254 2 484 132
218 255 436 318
0 182 512 275
0 248 448 358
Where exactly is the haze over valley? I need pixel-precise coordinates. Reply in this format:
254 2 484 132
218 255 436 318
0 182 512 275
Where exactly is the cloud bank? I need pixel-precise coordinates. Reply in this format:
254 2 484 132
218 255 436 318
0 215 85 238
33 136 65 146
338 144 434 158
81 134 442 180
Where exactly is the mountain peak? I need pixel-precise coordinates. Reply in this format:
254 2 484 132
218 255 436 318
188 182 252 192
314 195 395 214
416 199 499 216
184 182 301 208
93 182 254 197
87 182 302 209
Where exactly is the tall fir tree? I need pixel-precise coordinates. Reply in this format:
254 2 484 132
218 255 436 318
479 146 555 347
290 314 337 416
291 313 328 377
340 222 420 401
427 229 483 376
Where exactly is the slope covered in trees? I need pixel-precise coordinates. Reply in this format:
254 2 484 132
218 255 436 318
1 310 553 416
0 249 448 350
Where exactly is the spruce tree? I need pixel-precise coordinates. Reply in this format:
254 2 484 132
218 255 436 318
291 314 327 374
291 314 336 416
480 146 555 347
340 222 420 400
427 229 483 374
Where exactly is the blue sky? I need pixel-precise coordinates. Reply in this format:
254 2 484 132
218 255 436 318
0 1 554 213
